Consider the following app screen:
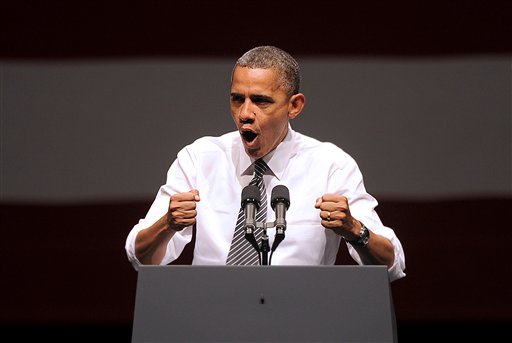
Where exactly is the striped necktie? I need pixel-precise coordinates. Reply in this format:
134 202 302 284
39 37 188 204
226 159 268 265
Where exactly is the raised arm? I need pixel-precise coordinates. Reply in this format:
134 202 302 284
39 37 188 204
135 189 200 265
315 194 395 268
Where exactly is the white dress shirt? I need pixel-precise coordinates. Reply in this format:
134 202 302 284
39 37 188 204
125 126 406 281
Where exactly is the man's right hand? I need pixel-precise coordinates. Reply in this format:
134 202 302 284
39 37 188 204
167 189 200 231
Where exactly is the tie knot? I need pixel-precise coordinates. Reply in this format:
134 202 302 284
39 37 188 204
254 159 268 178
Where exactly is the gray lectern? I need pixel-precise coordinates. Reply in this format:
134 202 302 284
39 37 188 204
132 265 397 342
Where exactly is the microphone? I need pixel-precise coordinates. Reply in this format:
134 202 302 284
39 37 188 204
271 185 290 234
241 185 261 257
241 185 261 235
270 185 290 254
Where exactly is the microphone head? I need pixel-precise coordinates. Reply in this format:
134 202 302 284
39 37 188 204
241 185 261 209
271 185 290 210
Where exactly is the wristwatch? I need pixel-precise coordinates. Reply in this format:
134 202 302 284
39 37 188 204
345 222 370 246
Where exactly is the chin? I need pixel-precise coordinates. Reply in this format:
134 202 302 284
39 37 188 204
245 147 264 159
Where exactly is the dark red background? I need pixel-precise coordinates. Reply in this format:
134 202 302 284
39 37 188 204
3 0 512 59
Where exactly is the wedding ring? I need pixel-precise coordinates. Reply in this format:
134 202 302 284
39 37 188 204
326 212 331 221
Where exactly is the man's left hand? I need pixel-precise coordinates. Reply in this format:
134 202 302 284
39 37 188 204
315 194 361 240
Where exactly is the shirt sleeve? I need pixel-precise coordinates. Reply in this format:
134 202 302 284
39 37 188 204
125 145 198 270
328 145 406 282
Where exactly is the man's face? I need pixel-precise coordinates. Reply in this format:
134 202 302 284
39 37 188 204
230 66 296 159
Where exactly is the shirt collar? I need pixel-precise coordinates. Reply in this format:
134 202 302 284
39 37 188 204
236 124 298 180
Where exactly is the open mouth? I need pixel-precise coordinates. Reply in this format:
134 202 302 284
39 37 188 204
241 130 258 143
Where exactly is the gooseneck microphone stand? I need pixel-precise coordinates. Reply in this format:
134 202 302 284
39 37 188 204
260 229 271 265
245 220 272 265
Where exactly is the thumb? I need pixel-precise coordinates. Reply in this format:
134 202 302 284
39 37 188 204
190 189 200 201
314 196 322 208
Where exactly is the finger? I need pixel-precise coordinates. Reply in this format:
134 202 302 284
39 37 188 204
320 217 335 229
336 196 350 211
172 191 199 202
169 209 198 227
320 210 328 221
319 210 325 220
170 200 197 212
320 193 338 202
316 193 342 208
167 208 197 230
319 209 337 224
171 208 197 220
325 196 350 213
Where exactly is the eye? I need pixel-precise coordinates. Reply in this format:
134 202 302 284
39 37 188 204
230 94 244 104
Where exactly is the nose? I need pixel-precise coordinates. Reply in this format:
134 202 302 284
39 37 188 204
239 99 255 123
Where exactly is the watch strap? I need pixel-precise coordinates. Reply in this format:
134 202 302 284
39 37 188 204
345 222 370 246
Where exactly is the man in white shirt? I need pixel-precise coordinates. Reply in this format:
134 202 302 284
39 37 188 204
125 46 405 282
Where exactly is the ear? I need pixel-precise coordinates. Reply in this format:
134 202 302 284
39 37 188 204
287 93 306 120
